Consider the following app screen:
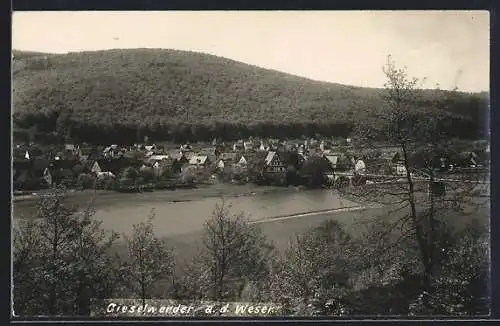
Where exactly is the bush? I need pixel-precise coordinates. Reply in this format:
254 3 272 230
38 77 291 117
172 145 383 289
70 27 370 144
14 177 49 191
270 220 353 316
408 219 490 316
334 176 350 189
77 173 95 189
95 176 116 190
139 166 154 182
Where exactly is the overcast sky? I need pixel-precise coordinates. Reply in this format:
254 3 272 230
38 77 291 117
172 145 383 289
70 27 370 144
12 11 489 92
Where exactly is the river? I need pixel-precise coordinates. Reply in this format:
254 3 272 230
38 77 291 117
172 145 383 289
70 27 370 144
12 186 488 264
92 189 361 237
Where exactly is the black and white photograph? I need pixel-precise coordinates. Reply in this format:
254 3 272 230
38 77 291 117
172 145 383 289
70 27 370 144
11 11 490 318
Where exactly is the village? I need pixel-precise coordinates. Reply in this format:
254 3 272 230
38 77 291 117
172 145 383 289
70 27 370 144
12 136 490 194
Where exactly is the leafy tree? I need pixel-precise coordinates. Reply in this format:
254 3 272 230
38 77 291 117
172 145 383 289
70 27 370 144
180 166 197 184
122 210 175 306
77 173 95 189
408 219 489 316
139 165 154 182
270 220 353 316
178 200 275 302
122 166 140 180
72 163 84 176
299 155 331 188
12 187 120 316
118 166 140 188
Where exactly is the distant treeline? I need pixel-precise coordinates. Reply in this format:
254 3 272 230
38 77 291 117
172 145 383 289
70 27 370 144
13 111 485 145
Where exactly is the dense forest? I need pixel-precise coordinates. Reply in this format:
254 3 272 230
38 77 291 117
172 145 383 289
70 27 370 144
12 49 489 145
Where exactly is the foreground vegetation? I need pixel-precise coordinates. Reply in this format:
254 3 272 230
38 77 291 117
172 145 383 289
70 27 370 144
13 187 489 316
12 49 487 144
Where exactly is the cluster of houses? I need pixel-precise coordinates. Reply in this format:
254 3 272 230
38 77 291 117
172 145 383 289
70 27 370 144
12 137 490 191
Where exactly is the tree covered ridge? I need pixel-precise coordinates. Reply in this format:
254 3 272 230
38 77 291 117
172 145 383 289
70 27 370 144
12 49 488 144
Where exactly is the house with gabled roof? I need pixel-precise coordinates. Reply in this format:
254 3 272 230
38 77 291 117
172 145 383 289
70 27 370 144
220 152 237 161
243 141 254 151
65 144 77 152
170 151 189 163
263 151 286 174
43 168 53 186
236 155 248 166
324 154 339 169
200 146 217 156
217 152 236 170
189 155 210 167
148 154 170 163
91 158 131 176
259 141 269 151
354 159 367 174
458 151 479 168
152 158 176 178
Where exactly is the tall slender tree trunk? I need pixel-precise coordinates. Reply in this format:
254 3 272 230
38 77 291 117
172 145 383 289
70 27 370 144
77 273 91 316
138 249 146 307
401 144 431 298
48 215 60 315
426 166 436 293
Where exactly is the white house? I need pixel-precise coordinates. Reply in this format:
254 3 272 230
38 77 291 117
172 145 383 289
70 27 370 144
189 155 209 167
149 154 169 161
97 171 115 179
396 163 407 176
91 161 102 174
259 141 269 151
264 151 285 173
324 155 339 169
243 141 253 151
355 159 366 174
43 168 53 186
237 155 247 166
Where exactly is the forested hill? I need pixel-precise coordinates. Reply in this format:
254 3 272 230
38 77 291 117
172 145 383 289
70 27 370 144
12 48 488 144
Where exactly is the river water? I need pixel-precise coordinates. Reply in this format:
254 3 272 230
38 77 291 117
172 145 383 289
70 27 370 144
93 189 361 237
12 187 488 261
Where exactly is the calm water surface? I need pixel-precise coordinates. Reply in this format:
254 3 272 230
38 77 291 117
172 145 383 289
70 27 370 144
94 189 360 237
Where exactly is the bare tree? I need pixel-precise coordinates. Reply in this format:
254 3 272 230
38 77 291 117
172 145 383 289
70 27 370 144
338 55 489 309
123 210 175 306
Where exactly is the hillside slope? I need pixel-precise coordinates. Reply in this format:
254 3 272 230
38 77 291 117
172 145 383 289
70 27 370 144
12 48 488 144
